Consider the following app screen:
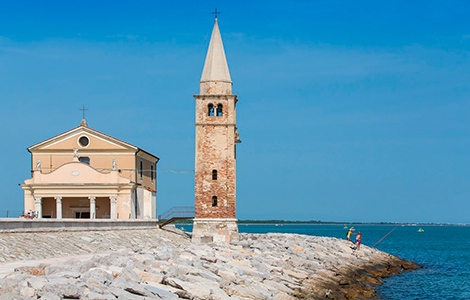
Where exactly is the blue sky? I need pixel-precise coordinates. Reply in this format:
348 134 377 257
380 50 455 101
1 0 469 223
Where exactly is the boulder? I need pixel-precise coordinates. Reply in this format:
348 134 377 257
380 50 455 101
27 276 48 290
39 283 84 299
19 286 36 298
134 269 164 284
117 267 141 283
37 292 61 300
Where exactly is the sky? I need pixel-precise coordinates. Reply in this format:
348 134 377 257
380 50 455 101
1 0 469 223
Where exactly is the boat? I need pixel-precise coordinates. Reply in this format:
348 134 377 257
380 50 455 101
418 228 424 232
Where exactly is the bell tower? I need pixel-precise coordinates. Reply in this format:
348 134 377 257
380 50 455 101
192 16 240 243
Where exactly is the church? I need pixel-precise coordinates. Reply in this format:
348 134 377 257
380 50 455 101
20 119 159 219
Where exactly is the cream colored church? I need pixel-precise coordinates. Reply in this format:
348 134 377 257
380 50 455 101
21 119 159 219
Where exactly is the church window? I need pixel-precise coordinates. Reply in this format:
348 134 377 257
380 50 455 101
79 157 90 165
151 165 154 182
217 104 223 116
78 136 89 147
208 104 215 116
212 196 218 207
139 161 143 179
212 169 217 180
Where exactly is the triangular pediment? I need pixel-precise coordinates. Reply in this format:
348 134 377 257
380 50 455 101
29 125 138 152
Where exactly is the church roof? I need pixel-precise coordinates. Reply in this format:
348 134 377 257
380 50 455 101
28 120 159 160
200 18 232 84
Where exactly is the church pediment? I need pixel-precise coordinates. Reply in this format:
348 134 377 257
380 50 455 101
28 124 138 153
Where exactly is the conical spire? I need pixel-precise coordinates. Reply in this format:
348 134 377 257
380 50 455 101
200 18 232 95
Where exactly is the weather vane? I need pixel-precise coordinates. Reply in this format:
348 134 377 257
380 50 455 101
212 8 221 20
79 104 88 119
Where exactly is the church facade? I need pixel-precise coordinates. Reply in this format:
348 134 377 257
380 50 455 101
21 120 159 219
192 17 241 243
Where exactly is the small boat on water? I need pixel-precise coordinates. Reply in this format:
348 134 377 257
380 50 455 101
418 228 424 232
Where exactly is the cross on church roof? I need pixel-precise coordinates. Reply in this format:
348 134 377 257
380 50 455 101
80 104 88 120
212 8 221 20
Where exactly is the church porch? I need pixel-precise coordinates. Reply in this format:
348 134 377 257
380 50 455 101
31 196 114 219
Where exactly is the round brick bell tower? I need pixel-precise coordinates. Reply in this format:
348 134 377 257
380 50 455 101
192 17 240 244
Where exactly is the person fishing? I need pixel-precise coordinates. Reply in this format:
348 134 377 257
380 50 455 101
356 231 362 250
346 227 355 242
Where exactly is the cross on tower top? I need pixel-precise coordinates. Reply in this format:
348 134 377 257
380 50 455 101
79 104 88 120
212 8 221 20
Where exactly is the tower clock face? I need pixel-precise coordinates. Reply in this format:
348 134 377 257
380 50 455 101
78 136 89 147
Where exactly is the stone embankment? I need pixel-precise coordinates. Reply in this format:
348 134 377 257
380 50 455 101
0 228 418 299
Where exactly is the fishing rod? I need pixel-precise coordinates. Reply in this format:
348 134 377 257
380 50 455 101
373 227 398 248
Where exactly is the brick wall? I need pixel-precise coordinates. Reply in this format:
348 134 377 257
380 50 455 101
194 95 238 219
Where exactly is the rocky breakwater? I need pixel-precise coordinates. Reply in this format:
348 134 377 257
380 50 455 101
0 232 418 300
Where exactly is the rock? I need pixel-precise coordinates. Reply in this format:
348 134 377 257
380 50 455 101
263 280 295 294
79 260 98 273
108 287 148 300
82 267 114 282
38 292 61 300
134 269 164 284
44 263 77 276
19 286 36 298
247 281 274 299
201 255 217 263
0 274 29 293
117 267 141 283
283 268 309 280
82 291 116 300
0 231 418 300
216 267 238 282
112 277 153 297
0 293 23 300
274 291 297 300
162 277 184 290
27 276 48 290
143 284 179 299
227 285 265 299
39 283 84 299
51 269 81 279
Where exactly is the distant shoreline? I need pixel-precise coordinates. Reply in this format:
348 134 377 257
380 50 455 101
173 220 470 226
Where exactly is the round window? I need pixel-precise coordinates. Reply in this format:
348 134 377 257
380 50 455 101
78 136 89 147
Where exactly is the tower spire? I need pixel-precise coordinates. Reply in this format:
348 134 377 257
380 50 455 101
200 17 232 95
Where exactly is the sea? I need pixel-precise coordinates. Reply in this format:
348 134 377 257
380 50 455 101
176 224 470 300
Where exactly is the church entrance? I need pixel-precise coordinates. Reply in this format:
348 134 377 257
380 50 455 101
74 212 90 219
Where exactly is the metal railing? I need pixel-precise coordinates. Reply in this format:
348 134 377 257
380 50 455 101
158 206 195 228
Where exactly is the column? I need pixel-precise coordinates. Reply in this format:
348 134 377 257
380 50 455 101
89 197 96 219
110 196 117 220
34 196 42 219
54 197 62 219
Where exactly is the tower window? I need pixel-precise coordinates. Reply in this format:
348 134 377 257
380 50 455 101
212 169 217 180
208 104 215 116
79 157 90 165
217 104 223 116
212 196 218 207
151 164 154 182
139 161 143 179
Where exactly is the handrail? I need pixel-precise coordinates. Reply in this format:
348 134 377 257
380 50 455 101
158 206 194 228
